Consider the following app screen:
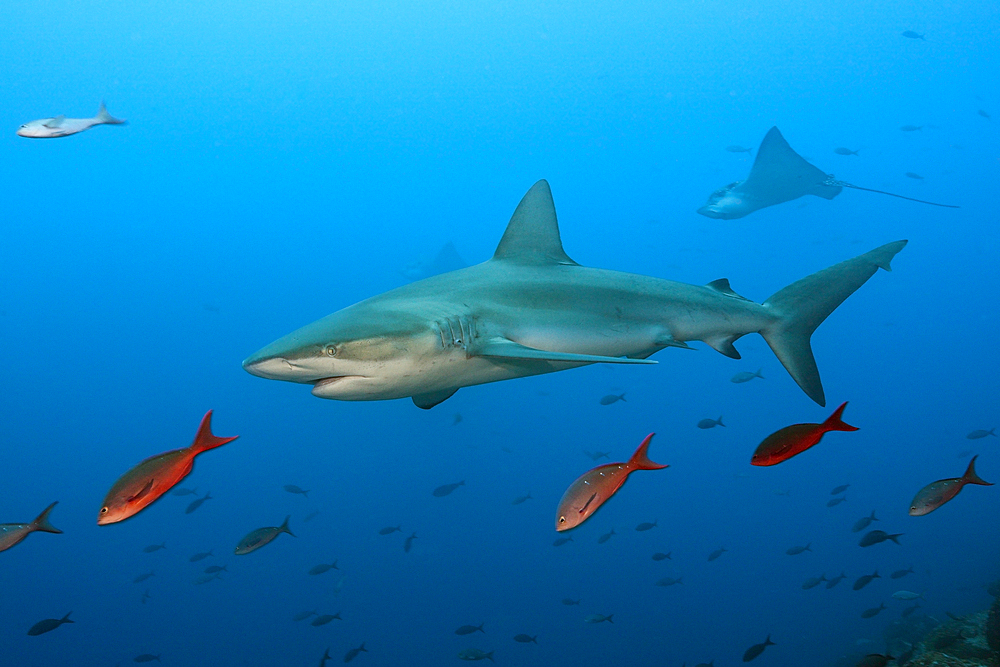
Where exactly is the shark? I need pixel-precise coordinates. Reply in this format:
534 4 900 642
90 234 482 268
698 126 958 219
243 180 906 409
17 101 126 139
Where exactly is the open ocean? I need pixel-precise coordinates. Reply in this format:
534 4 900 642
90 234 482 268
2 1 998 665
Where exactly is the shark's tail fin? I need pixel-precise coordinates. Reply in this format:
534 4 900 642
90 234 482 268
760 241 907 406
96 101 126 125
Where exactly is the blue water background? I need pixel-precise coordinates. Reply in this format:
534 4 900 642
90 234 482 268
1 1 998 665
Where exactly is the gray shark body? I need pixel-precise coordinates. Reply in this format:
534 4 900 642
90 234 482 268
244 180 905 409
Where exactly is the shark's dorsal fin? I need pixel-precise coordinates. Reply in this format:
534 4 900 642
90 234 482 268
492 180 578 266
744 127 842 201
706 279 752 302
44 116 66 128
412 388 458 409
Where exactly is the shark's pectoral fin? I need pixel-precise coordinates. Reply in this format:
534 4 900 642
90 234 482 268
44 115 66 128
706 279 752 302
412 388 459 409
472 338 657 365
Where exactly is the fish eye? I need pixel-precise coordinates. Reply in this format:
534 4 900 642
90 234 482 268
100 507 108 514
324 344 337 357
558 516 566 523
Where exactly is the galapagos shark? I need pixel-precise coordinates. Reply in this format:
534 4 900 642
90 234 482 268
698 126 958 219
17 101 126 139
243 180 906 409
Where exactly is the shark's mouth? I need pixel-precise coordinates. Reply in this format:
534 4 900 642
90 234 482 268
313 375 365 388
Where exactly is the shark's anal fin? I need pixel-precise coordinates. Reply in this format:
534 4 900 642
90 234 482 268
706 279 752 302
412 388 458 410
472 338 657 365
704 336 742 359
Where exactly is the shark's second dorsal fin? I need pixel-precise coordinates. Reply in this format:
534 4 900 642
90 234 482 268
492 180 578 266
706 279 752 302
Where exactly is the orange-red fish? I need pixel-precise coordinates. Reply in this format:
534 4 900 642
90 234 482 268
556 434 667 531
98 411 238 525
909 455 993 516
751 402 857 466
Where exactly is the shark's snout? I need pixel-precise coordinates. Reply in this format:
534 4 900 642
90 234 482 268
242 354 294 380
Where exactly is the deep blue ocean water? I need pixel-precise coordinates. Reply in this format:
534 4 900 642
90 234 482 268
2 1 998 665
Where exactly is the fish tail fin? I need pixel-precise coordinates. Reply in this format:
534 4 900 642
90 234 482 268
303 489 309 498
61 612 74 624
606 615 614 623
677 577 683 584
717 416 725 427
31 502 62 534
889 534 903 544
619 393 627 401
628 433 669 470
761 241 907 406
755 368 764 379
989 428 997 436
477 623 485 633
190 410 239 454
486 651 495 662
963 455 993 486
806 543 812 551
95 101 126 125
871 510 878 521
823 402 860 432
360 643 367 652
280 515 295 537
765 634 775 646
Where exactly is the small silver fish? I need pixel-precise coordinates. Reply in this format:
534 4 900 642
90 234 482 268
584 614 613 623
0 502 61 553
309 560 339 575
697 416 725 429
311 613 342 626
455 624 485 635
731 369 763 383
18 102 125 138
235 516 294 555
457 648 494 662
852 511 878 533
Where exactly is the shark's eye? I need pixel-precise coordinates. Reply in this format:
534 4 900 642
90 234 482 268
324 344 337 357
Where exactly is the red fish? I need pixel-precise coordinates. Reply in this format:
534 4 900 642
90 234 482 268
556 434 667 531
909 455 993 516
751 402 857 466
98 411 238 525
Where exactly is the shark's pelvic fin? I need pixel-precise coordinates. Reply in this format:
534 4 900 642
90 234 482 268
472 337 657 365
706 279 752 302
704 335 742 359
761 240 908 406
492 180 578 266
412 388 459 410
